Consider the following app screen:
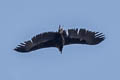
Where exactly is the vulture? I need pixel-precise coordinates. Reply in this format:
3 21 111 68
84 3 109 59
14 25 105 53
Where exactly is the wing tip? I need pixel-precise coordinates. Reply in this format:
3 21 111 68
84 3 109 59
14 46 29 53
93 34 105 45
14 40 33 53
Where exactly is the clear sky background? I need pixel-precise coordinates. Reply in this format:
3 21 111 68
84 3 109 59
0 0 120 80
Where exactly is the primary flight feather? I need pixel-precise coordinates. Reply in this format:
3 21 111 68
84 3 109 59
14 25 105 53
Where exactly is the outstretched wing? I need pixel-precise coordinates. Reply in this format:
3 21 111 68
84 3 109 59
64 28 105 45
14 32 59 52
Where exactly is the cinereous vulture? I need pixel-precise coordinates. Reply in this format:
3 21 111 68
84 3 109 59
14 25 105 53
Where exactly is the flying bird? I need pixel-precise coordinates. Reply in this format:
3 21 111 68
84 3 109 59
14 25 105 53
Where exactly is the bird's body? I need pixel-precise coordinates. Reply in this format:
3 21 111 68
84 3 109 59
14 25 105 53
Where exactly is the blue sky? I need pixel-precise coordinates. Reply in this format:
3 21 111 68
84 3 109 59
0 0 120 80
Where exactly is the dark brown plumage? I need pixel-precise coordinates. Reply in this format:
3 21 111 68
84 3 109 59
14 26 105 53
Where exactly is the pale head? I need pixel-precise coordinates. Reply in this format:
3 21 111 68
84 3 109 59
58 25 64 34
